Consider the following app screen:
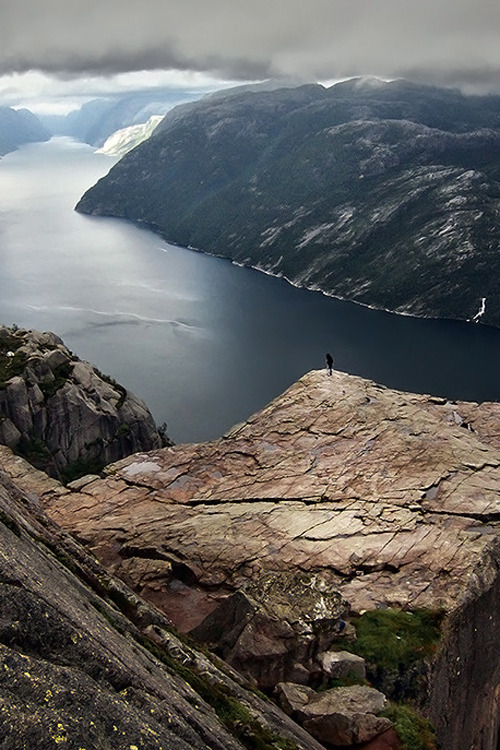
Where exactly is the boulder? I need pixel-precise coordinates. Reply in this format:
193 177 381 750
275 683 391 746
320 650 367 682
43 347 71 371
359 728 402 749
275 682 316 715
190 571 349 687
0 417 21 449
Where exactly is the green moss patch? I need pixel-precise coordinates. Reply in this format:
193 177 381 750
381 703 437 750
334 608 444 703
349 608 443 672
328 609 441 749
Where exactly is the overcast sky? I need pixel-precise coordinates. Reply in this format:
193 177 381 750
2 0 500 112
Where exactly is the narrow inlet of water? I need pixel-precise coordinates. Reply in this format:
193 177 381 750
1 137 500 443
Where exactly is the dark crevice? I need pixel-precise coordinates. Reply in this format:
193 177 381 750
170 561 199 586
426 509 500 523
119 545 172 561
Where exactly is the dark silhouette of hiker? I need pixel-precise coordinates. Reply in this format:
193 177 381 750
326 353 333 375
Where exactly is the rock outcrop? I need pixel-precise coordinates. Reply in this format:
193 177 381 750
0 325 164 481
16 368 500 749
0 456 323 750
96 115 164 157
190 571 349 688
38 369 500 612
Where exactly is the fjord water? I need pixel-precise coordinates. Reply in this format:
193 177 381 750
2 137 500 444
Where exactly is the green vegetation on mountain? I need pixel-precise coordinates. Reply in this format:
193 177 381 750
77 78 500 327
381 703 436 750
345 608 444 703
349 608 443 674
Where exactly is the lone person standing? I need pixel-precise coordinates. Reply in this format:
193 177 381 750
325 352 333 375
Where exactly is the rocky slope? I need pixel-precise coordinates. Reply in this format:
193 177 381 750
9 368 500 749
96 115 164 157
0 325 164 481
0 453 323 750
76 78 500 327
0 106 51 156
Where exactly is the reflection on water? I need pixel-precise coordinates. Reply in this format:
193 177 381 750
1 137 500 443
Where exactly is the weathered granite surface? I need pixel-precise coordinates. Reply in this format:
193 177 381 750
4 368 500 747
0 325 164 480
36 369 500 617
0 460 323 750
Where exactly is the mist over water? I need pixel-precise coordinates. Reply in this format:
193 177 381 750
1 137 500 444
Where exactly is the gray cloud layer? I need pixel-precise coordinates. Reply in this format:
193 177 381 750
3 0 500 90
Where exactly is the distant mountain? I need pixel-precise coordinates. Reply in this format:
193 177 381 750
76 79 500 327
96 114 164 157
51 88 201 147
0 106 51 156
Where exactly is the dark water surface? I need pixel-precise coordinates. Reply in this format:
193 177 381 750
1 137 500 443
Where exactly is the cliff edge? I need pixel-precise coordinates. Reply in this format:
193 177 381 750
0 325 164 480
16 368 500 749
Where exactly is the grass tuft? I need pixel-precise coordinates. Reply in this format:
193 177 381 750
349 608 443 672
381 703 437 750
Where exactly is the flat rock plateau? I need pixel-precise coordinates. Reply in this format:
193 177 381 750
3 368 500 748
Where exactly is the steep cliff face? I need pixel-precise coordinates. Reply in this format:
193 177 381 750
11 368 500 748
0 457 322 750
76 78 500 327
96 115 164 157
429 540 500 750
0 325 164 480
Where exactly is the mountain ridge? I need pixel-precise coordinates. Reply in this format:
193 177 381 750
76 79 500 327
0 106 51 156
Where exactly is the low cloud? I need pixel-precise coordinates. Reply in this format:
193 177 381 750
2 0 500 92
